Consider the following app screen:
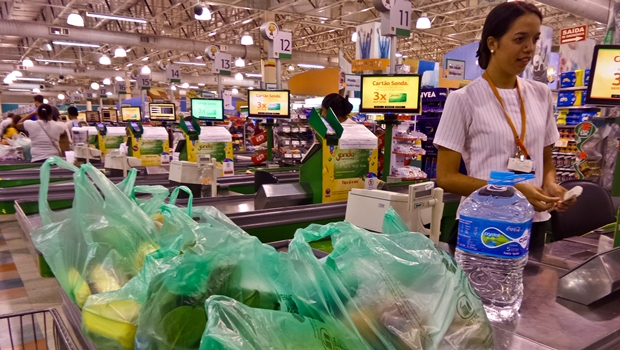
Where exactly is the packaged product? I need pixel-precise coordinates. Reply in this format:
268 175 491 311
575 69 585 87
585 69 591 86
560 71 576 88
558 91 582 107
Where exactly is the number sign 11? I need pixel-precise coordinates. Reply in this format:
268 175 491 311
381 0 412 37
269 31 293 59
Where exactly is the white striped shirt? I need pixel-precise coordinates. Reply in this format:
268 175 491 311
434 76 560 222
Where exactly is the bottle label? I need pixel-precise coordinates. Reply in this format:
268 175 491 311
458 215 533 258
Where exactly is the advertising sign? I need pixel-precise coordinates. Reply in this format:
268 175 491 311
586 45 620 105
248 90 290 118
322 145 378 203
445 59 466 80
360 75 421 113
191 99 224 120
352 59 389 73
560 25 587 45
345 74 362 92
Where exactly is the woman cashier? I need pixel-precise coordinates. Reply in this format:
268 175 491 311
434 2 576 247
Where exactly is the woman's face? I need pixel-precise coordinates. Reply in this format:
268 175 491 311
488 13 541 77
320 106 327 118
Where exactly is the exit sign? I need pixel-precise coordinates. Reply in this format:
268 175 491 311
560 25 587 45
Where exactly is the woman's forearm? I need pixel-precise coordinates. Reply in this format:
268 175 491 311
542 145 557 188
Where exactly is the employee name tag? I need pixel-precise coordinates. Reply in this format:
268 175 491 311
507 157 533 174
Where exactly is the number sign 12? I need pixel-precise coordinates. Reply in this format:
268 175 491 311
269 31 293 59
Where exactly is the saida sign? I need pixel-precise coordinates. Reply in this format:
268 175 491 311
560 25 587 45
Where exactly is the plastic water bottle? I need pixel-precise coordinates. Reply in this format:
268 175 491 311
455 171 535 322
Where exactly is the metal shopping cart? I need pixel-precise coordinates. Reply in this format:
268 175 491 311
0 308 78 350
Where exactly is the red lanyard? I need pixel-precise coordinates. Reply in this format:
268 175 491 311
483 71 530 159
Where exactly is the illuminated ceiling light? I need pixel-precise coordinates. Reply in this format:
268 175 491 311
126 63 133 67
351 31 358 42
16 77 45 82
242 19 252 24
195 55 203 59
10 70 22 77
99 54 111 65
32 88 40 93
106 91 113 96
235 72 243 81
241 32 253 45
198 83 206 86
40 42 53 51
126 48 132 52
362 7 372 12
245 73 262 78
114 47 127 58
175 61 206 66
248 87 254 90
141 65 151 75
3 76 14 84
395 53 403 58
297 63 324 69
141 57 149 61
115 76 124 81
181 82 190 89
22 58 34 67
288 65 295 71
58 93 65 100
235 57 245 67
208 32 216 36
232 88 239 94
86 12 147 24
194 6 212 20
103 78 111 85
189 85 199 89
8 88 30 92
67 10 84 27
170 85 177 91
91 82 100 90
43 98 49 103
416 13 431 29
35 58 74 64
52 40 99 48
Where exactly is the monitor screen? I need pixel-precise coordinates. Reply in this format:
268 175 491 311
129 121 141 133
102 110 118 123
191 99 224 120
121 107 141 121
360 75 421 114
587 45 620 105
248 90 290 118
184 121 196 133
149 103 176 121
85 111 99 122
77 112 86 122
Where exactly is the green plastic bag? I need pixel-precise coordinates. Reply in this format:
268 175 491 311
201 295 370 350
32 158 161 308
292 208 494 350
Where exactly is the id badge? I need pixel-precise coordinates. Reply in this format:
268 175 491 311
507 157 534 174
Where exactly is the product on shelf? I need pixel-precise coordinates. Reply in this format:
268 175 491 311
560 69 585 88
558 90 583 107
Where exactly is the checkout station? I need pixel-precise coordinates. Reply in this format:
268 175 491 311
6 78 620 350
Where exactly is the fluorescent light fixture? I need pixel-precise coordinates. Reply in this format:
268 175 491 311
58 93 65 100
352 31 358 42
35 58 74 64
181 83 190 89
103 78 111 85
15 77 45 82
395 53 403 58
86 12 147 24
241 32 253 45
99 54 111 65
32 88 40 93
91 82 100 90
41 43 53 51
170 85 177 91
52 41 100 48
208 32 217 36
416 13 431 29
362 7 372 12
198 83 206 86
8 88 30 92
235 58 245 67
189 85 199 89
106 92 113 96
242 19 252 24
235 73 243 81
232 88 239 94
141 57 149 61
141 66 151 75
43 99 49 103
22 58 34 67
67 10 84 27
245 73 262 78
248 87 254 90
175 61 206 66
288 65 295 71
126 48 132 52
195 55 203 60
114 47 127 58
129 79 136 82
126 63 133 67
10 70 22 77
115 76 124 82
3 77 14 84
297 63 324 69
194 7 212 20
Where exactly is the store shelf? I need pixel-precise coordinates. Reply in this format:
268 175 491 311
557 106 599 110
557 125 576 129
557 87 588 92
556 168 576 172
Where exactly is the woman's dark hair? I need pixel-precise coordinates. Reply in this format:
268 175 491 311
477 2 543 69
10 113 20 126
321 93 353 118
37 104 53 122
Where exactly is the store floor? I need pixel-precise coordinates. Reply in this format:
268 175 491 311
0 220 64 349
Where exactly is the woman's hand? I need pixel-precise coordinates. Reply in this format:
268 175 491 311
515 183 560 212
543 182 576 212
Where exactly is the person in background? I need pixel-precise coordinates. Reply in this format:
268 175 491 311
0 113 16 138
17 104 65 162
434 2 576 247
65 106 80 136
3 114 21 140
26 95 60 121
321 93 354 124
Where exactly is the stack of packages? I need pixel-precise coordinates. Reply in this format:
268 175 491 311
32 157 494 350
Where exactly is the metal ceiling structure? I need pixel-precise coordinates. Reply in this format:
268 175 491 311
0 0 612 95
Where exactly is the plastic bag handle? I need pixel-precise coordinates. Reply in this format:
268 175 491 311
39 156 79 226
169 186 193 216
130 185 170 200
116 168 138 197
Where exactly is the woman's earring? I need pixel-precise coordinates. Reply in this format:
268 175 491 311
491 49 495 54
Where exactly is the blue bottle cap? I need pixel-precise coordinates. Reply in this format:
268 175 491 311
488 171 535 186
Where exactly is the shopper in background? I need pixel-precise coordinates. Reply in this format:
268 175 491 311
321 93 354 124
2 114 21 140
17 104 65 162
65 106 80 135
26 95 60 121
53 109 72 155
434 2 576 246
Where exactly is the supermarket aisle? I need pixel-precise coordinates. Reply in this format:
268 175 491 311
0 220 63 349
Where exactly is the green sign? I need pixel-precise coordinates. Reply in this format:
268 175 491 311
333 148 370 179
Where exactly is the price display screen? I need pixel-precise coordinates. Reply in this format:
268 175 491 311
248 90 290 118
191 99 224 120
360 75 421 114
85 111 99 123
102 110 118 123
121 107 141 121
184 121 196 133
587 45 620 105
149 103 176 121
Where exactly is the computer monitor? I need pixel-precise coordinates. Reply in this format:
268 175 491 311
120 106 141 121
102 110 118 123
248 90 290 118
85 111 99 123
587 45 620 106
149 103 176 121
360 75 421 114
191 99 224 121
